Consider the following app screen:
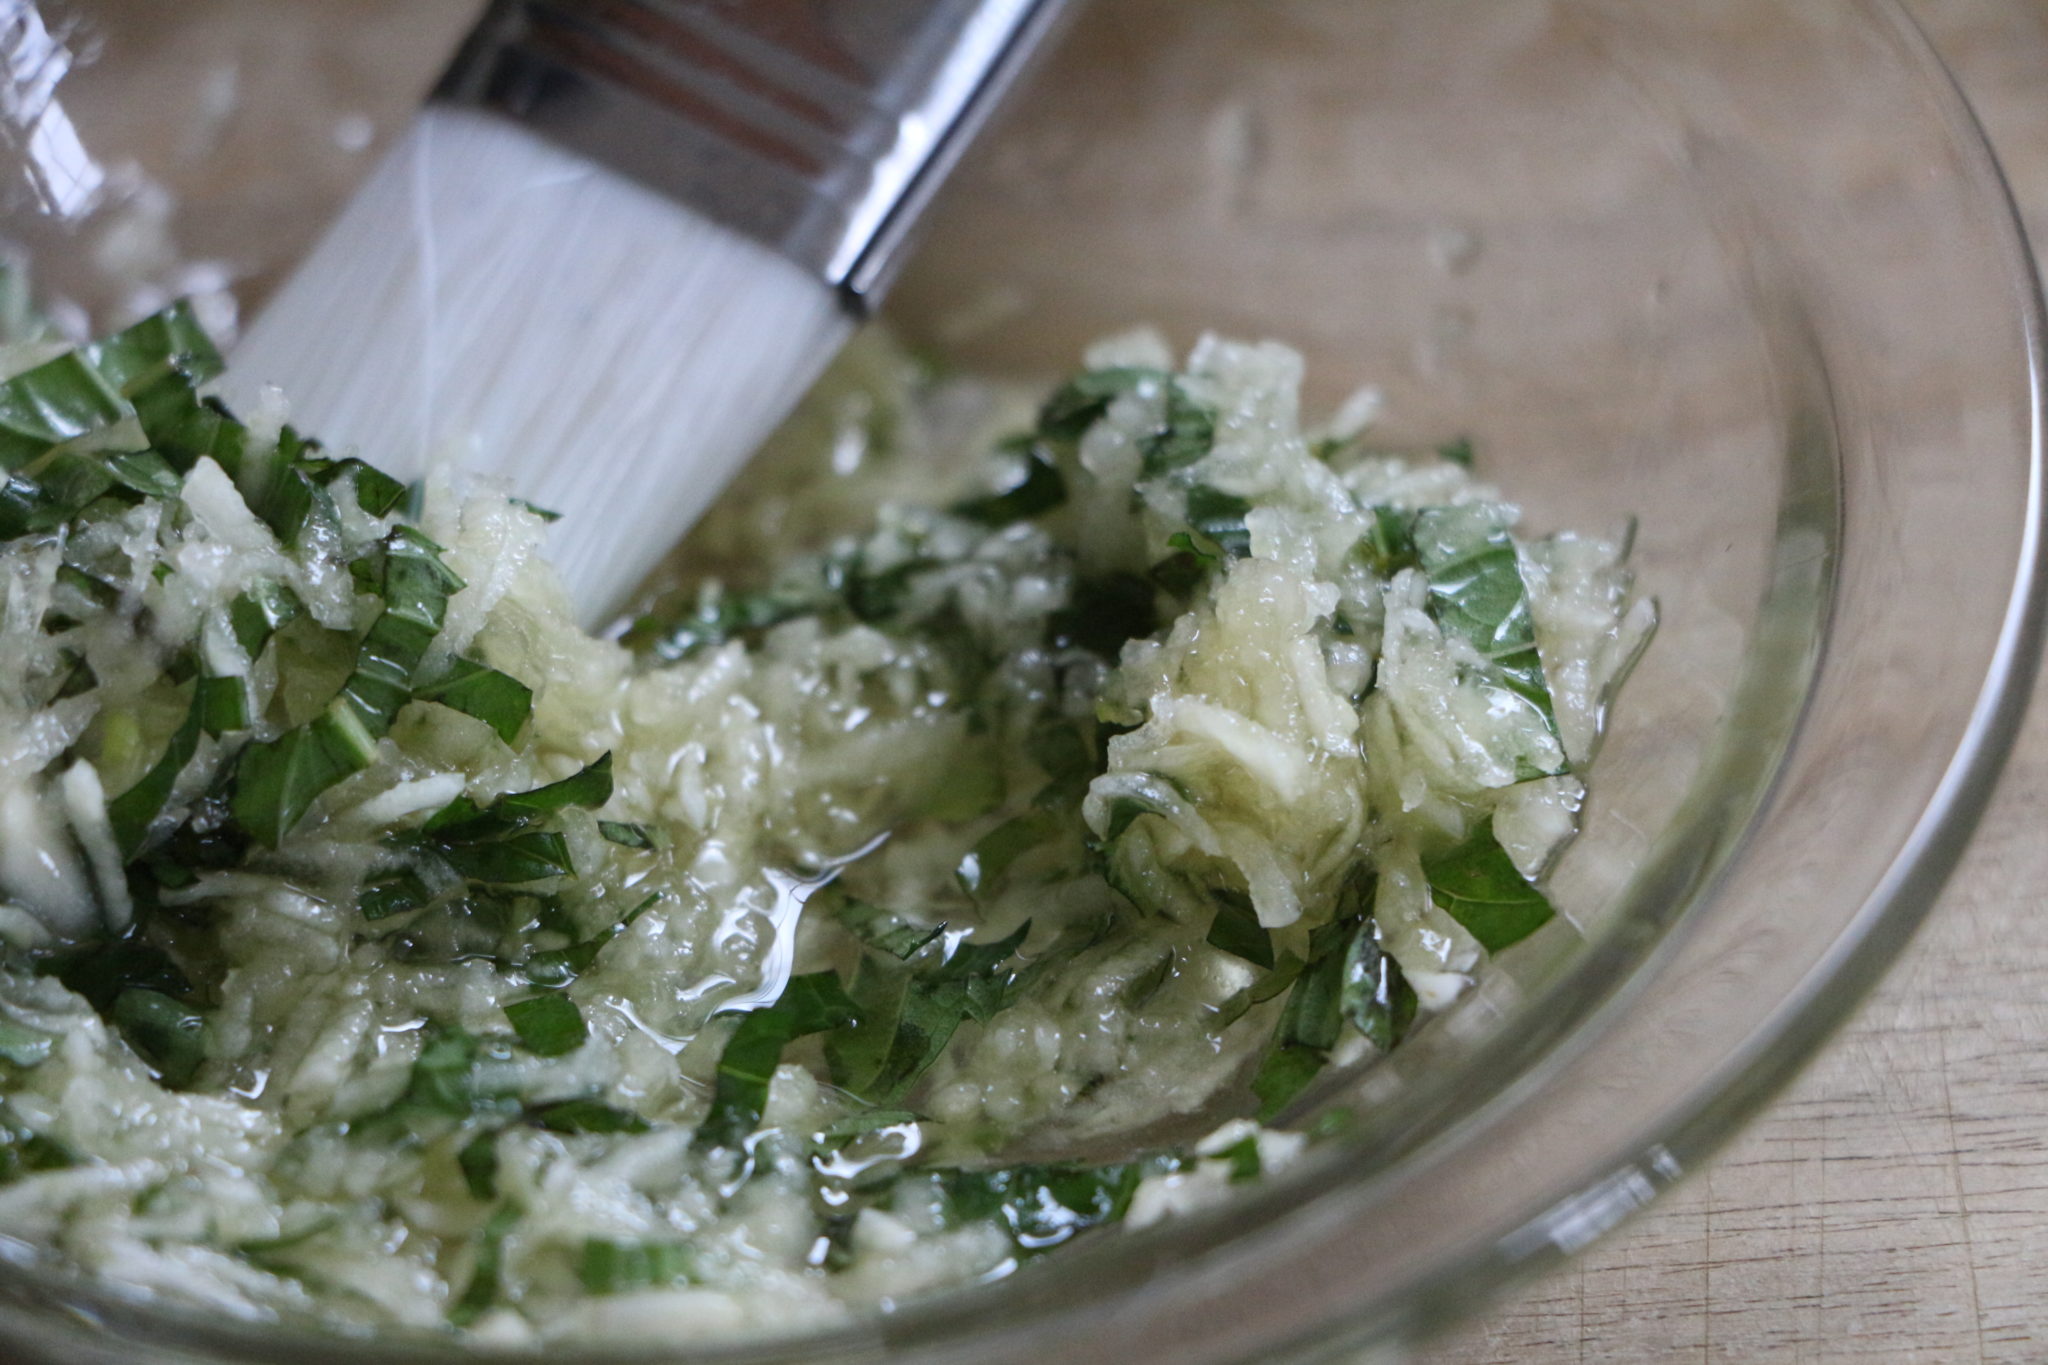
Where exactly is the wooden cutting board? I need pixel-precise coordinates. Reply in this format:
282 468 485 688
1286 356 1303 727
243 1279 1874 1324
1424 8 2048 1357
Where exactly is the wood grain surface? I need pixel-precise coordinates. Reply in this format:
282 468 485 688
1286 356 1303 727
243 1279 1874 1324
1422 6 2048 1359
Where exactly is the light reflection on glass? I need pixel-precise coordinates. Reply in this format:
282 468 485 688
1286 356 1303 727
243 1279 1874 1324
0 2 104 220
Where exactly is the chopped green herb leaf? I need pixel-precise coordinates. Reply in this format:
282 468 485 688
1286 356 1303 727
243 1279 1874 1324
447 1204 519 1327
505 994 586 1057
531 1099 651 1136
1419 817 1554 953
111 988 207 1089
413 658 534 745
579 1239 693 1294
596 820 657 849
956 810 1062 898
698 972 860 1150
1204 893 1275 969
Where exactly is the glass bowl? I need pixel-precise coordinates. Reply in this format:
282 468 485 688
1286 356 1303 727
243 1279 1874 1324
0 1 2038 1361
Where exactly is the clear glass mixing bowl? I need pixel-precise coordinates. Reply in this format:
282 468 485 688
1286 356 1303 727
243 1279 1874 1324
0 1 2039 1361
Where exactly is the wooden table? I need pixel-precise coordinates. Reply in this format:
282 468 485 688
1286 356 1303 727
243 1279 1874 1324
1423 5 2048 1358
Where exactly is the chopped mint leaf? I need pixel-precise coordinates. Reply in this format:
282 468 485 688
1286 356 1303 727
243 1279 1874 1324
0 1017 53 1068
956 810 1062 898
1047 573 1156 658
1184 484 1253 559
1037 367 1162 441
531 1098 651 1136
359 869 435 921
1251 1044 1326 1121
579 1239 693 1294
1437 435 1474 468
1412 504 1560 751
447 1204 519 1327
951 441 1067 526
596 820 656 849
626 586 816 663
111 987 207 1089
107 685 207 858
439 830 572 884
85 300 223 395
228 580 303 659
832 894 945 961
698 972 860 1150
497 753 612 818
0 350 141 471
827 923 1030 1105
231 701 379 847
1419 816 1554 953
413 657 534 744
939 1156 1177 1254
505 994 586 1057
457 1129 501 1202
1339 926 1416 1052
1204 892 1275 969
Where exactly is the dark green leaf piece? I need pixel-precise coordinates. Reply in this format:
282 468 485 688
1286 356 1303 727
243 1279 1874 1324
827 924 1029 1105
1411 504 1558 743
956 810 1062 898
440 831 572 884
940 1157 1178 1254
0 1110 74 1182
85 299 224 395
107 685 207 858
457 1129 501 1201
0 350 140 471
579 1239 693 1295
1251 1044 1327 1121
1419 816 1554 953
413 658 533 745
951 443 1067 525
834 895 944 961
505 994 586 1057
1184 484 1253 559
1037 367 1162 441
111 988 207 1089
531 1099 652 1136
1339 928 1417 1053
627 587 816 663
0 1017 53 1068
596 820 656 849
1358 504 1418 577
1204 892 1275 969
232 700 380 847
447 1204 519 1327
1437 436 1474 468
698 972 860 1151
497 753 612 818
1047 573 1157 658
36 931 190 1012
359 869 434 921
229 580 303 659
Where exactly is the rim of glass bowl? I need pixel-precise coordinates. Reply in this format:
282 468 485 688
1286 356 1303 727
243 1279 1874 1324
0 2 2041 1362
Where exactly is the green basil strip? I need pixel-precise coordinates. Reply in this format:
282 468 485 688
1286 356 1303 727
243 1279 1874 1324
504 994 586 1057
697 972 860 1151
1419 816 1554 953
107 686 207 859
1411 504 1558 739
412 657 534 745
0 351 141 471
446 1204 519 1327
950 442 1067 525
579 1239 693 1295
